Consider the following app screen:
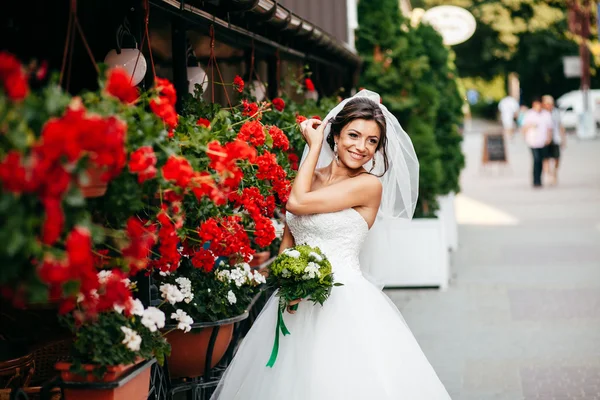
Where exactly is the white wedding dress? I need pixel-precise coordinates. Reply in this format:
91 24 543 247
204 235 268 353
212 208 451 399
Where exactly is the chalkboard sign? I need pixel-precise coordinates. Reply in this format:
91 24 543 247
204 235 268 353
482 133 507 164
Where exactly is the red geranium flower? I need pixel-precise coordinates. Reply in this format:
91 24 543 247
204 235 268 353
192 248 216 272
268 126 290 151
155 77 177 106
106 68 139 104
272 97 285 112
237 120 265 147
233 75 244 93
296 115 307 125
128 146 157 184
197 118 211 129
0 51 29 101
305 78 315 92
162 155 194 189
242 99 260 118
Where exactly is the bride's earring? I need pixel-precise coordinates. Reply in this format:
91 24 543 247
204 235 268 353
370 157 376 172
334 143 340 165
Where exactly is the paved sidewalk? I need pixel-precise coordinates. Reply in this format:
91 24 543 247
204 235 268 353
386 120 600 399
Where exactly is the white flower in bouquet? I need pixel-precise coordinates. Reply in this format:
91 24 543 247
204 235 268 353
227 290 237 305
302 262 322 280
175 277 194 303
171 309 194 333
141 307 166 332
281 268 291 278
309 252 323 262
160 283 185 304
283 249 300 259
121 326 142 351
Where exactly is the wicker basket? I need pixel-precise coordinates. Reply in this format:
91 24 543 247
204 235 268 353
0 386 62 400
0 352 34 390
29 339 72 386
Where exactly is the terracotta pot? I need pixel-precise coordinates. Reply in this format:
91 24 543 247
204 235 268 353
249 251 271 268
55 359 151 400
78 168 107 198
166 324 234 379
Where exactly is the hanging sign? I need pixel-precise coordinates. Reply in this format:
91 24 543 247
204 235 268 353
421 6 476 46
563 56 582 78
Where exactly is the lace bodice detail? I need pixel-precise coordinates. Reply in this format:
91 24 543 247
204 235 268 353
286 209 369 281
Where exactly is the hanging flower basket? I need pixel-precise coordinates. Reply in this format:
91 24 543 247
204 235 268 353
55 358 155 400
164 312 248 379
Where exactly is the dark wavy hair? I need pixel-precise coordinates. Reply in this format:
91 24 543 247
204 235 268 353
325 97 388 175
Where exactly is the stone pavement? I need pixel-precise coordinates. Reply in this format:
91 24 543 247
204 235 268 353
385 119 600 399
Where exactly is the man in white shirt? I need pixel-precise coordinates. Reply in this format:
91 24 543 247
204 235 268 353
542 95 566 185
498 95 520 139
522 97 553 187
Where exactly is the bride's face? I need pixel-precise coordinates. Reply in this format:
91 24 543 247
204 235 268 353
334 119 381 170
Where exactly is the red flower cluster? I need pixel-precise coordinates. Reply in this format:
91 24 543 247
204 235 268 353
191 171 226 206
268 126 290 151
122 217 157 274
197 118 211 129
206 139 257 194
229 187 277 249
287 152 299 171
272 97 285 112
198 216 253 260
256 151 292 202
162 155 194 189
237 120 265 146
0 102 127 245
305 78 315 92
128 146 157 183
151 211 182 274
0 51 29 101
312 115 322 121
105 68 139 104
241 99 260 119
296 115 307 125
191 247 216 272
150 78 178 137
233 75 244 93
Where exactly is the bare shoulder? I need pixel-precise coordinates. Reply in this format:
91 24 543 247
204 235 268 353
350 173 382 197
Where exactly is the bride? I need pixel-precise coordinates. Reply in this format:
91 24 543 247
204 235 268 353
211 90 451 399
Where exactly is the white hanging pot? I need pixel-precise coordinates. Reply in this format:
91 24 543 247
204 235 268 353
104 48 147 85
187 66 208 94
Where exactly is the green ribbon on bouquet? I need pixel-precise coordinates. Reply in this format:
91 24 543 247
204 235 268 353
266 301 295 368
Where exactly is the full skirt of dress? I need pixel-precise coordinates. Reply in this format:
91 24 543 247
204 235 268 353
211 273 452 400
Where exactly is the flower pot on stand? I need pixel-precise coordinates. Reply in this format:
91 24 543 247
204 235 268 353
78 168 107 198
164 313 248 379
55 358 154 400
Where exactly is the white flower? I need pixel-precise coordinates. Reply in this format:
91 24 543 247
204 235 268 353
122 278 133 288
171 309 194 333
284 249 300 259
207 289 211 293
281 268 291 278
175 277 194 304
97 270 112 285
302 262 321 280
159 270 171 277
121 326 142 352
114 303 125 314
309 252 323 262
253 270 266 284
217 270 231 282
141 307 166 332
76 293 85 303
227 290 237 304
129 298 145 317
160 283 185 304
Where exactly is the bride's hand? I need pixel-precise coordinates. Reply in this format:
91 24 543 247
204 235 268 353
287 298 302 314
300 119 325 148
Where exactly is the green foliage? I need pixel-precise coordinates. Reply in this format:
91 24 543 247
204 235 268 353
357 1 465 216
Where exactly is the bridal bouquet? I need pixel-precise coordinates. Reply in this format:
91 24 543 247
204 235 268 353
265 244 340 367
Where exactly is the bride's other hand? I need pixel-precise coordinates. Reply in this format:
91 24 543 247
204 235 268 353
287 298 302 314
300 119 325 148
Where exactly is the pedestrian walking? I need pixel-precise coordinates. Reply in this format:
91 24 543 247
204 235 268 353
542 95 566 185
498 95 520 139
522 97 553 188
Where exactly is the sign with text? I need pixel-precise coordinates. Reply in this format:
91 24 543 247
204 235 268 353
563 56 582 78
421 6 476 46
482 133 507 164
